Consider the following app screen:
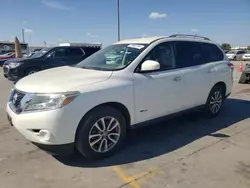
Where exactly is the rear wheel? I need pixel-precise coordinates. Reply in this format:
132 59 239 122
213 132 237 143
75 106 127 159
204 86 224 117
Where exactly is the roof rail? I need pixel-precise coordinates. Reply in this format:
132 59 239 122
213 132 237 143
169 34 210 41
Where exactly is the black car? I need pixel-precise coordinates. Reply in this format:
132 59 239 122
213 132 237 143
3 45 100 82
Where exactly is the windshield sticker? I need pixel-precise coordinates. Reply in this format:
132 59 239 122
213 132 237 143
127 44 145 49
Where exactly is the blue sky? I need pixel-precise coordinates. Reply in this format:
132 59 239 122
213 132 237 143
0 0 250 47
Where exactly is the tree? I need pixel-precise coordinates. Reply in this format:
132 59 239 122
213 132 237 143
247 46 250 50
221 43 231 51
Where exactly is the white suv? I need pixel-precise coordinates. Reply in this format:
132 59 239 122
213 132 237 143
6 34 234 159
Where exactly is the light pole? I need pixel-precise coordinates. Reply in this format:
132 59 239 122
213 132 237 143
117 0 120 41
22 29 25 43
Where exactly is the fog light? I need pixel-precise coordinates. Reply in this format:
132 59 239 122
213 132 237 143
38 130 52 141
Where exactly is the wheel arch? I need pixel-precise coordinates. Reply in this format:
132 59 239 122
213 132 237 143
212 81 226 98
75 102 131 141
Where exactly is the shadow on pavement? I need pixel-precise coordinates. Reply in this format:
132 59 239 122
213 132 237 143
55 98 250 167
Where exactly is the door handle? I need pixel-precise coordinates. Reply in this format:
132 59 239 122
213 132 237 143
173 76 182 82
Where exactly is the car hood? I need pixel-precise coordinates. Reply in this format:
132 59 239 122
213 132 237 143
15 66 113 93
226 53 235 56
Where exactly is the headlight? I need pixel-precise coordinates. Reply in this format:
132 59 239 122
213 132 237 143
21 92 79 112
9 62 23 69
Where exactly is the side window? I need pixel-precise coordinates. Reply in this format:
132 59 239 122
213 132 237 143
142 42 175 70
174 41 206 68
202 43 224 62
67 48 84 57
48 48 67 58
237 51 245 54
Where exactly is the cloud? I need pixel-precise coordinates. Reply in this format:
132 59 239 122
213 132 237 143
42 0 73 10
141 33 148 37
86 32 97 38
191 29 200 33
24 29 33 33
149 12 167 19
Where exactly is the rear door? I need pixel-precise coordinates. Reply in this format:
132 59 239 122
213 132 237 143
66 47 85 65
203 43 233 96
174 41 216 109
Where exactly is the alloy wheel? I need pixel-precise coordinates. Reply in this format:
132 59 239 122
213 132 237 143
88 116 121 153
209 90 223 114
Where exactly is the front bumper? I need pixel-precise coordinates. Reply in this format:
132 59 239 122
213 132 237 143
31 142 74 155
3 65 21 81
6 102 79 154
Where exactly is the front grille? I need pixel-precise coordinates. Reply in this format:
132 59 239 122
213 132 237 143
3 65 9 74
10 90 25 113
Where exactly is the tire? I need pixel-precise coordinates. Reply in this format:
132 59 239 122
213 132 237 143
233 56 236 61
204 86 224 117
75 106 127 159
24 68 40 76
239 72 248 84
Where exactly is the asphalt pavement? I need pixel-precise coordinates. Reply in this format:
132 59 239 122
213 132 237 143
0 61 249 188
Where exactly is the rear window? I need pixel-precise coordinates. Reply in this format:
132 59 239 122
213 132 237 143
67 48 84 57
202 43 224 62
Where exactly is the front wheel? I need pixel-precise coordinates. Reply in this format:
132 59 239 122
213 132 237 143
204 86 224 117
75 106 127 159
24 68 40 76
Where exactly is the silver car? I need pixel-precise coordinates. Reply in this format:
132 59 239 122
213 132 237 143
226 50 246 61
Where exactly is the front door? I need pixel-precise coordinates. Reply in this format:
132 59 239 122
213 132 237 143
133 42 184 124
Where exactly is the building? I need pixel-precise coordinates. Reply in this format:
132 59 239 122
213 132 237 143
231 46 248 50
0 41 28 54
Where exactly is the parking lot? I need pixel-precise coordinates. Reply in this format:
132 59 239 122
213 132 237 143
0 61 249 188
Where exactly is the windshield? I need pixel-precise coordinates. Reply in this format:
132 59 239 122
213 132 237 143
227 51 236 54
31 48 51 58
76 44 148 70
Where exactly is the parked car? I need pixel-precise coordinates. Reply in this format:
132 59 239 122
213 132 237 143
226 50 246 61
0 52 14 57
0 52 15 60
3 45 101 82
6 34 233 159
242 50 250 61
239 63 250 84
0 53 15 66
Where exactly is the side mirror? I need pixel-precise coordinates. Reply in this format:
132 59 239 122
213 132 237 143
46 54 52 60
140 60 160 72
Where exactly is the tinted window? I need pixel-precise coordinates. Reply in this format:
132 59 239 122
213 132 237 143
67 48 84 57
202 43 224 62
237 51 245 54
142 42 175 70
83 47 100 56
48 48 67 58
174 41 206 68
